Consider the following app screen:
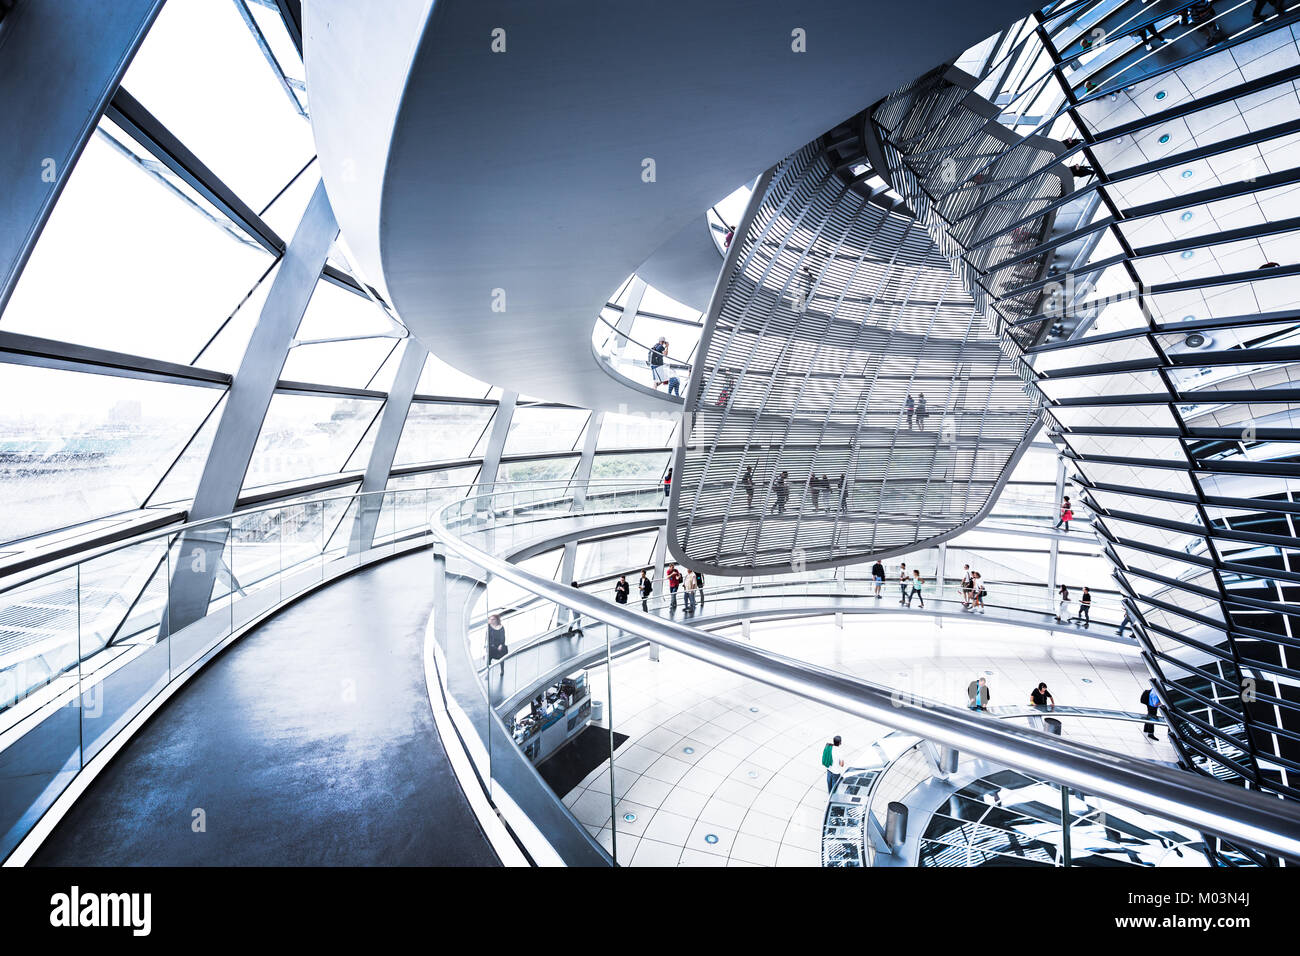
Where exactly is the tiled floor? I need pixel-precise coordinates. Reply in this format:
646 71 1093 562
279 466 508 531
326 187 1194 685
560 612 1169 866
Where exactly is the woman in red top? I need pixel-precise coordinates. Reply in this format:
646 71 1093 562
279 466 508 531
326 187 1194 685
1054 495 1073 533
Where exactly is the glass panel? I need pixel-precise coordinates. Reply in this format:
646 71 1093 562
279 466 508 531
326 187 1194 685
0 365 224 545
121 0 316 211
1 120 274 363
393 402 496 467
242 392 382 490
502 407 590 455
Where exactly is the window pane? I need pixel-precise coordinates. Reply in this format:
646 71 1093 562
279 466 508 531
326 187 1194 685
502 407 589 455
121 0 316 211
2 120 273 364
393 402 495 467
242 392 381 490
0 366 222 544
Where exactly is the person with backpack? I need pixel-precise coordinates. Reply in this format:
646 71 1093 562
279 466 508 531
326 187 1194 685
614 575 630 605
1141 687 1161 741
648 337 668 387
639 569 653 611
971 572 986 613
683 568 699 614
666 563 683 610
486 613 508 677
822 735 845 792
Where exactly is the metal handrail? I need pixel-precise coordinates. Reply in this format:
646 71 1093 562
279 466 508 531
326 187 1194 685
0 479 649 594
433 492 1300 862
593 313 695 370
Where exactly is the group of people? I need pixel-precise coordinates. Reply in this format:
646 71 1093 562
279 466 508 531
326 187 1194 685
903 393 928 430
616 565 709 615
647 337 681 397
739 465 851 514
1055 584 1093 627
958 564 989 613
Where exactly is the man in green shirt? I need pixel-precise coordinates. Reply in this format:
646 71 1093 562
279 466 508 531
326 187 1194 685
822 735 844 792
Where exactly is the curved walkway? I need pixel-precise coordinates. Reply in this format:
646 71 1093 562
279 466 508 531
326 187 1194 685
30 553 498 866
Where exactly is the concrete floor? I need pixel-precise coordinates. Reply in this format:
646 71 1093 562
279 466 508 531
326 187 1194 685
32 552 499 866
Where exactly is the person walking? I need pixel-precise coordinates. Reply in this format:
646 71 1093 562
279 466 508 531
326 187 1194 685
695 569 706 605
683 568 699 614
663 467 673 499
967 676 991 711
639 569 653 611
614 575 630 606
971 572 986 613
667 563 682 610
1117 610 1132 638
1078 586 1092 628
1056 584 1071 623
822 735 845 792
898 563 910 605
486 613 508 677
742 465 754 509
916 392 928 430
1054 496 1073 532
772 471 789 515
906 568 926 608
1141 687 1161 741
960 564 974 609
905 393 915 430
839 473 850 513
871 560 885 598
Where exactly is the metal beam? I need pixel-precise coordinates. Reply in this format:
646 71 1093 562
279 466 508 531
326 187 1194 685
569 412 604 511
0 0 165 313
164 181 338 631
472 391 518 501
347 338 428 554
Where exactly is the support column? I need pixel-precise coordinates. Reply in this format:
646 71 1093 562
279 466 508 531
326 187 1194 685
559 541 578 626
1048 451 1066 594
649 527 667 660
165 181 338 631
0 0 164 311
473 391 518 505
570 412 604 511
835 566 846 629
348 338 428 554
